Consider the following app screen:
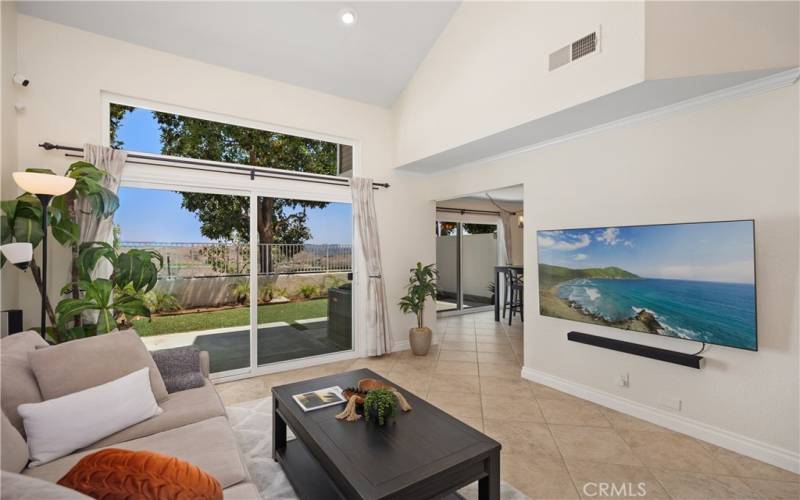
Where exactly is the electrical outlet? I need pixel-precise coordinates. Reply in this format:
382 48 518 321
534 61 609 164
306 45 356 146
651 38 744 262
659 397 682 411
618 373 630 388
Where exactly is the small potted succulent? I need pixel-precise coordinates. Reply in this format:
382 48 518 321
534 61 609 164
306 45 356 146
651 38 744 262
399 262 438 356
363 388 398 426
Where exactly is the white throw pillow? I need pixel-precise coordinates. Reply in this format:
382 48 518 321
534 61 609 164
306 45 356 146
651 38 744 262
18 367 163 466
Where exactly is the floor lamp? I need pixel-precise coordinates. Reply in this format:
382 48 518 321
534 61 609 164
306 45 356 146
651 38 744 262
11 172 76 337
0 242 32 270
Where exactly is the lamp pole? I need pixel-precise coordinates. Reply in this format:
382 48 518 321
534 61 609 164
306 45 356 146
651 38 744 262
35 193 53 338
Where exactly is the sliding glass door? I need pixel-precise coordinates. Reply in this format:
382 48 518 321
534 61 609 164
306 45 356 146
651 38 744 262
255 196 353 367
114 185 355 377
435 221 460 312
462 223 499 309
115 187 252 375
436 220 498 314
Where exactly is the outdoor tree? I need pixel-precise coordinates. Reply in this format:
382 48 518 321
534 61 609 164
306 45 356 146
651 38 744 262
436 222 497 236
436 222 457 236
463 224 497 235
109 104 133 149
109 104 337 251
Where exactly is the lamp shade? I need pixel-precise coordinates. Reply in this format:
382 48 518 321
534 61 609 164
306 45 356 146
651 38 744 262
12 172 75 196
1 242 33 264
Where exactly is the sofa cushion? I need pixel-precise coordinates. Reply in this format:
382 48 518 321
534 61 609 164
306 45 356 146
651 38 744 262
1 413 28 473
57 448 223 500
1 471 91 500
151 346 205 393
24 416 248 490
19 368 163 466
0 331 48 436
223 482 262 499
28 329 168 402
83 380 226 449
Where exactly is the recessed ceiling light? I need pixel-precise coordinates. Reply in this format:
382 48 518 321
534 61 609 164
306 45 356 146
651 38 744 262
339 8 357 26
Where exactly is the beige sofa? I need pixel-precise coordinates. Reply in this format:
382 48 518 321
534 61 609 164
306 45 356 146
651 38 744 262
0 330 261 499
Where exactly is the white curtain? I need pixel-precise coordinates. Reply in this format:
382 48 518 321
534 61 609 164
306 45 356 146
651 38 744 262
499 212 514 265
80 144 127 278
351 177 391 356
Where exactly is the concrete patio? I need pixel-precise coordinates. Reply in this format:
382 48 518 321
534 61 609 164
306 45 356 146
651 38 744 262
141 317 352 373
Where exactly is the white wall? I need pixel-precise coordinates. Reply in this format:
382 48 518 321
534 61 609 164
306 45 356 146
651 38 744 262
424 85 800 468
645 1 800 79
4 14 435 348
1 2 19 316
393 1 646 166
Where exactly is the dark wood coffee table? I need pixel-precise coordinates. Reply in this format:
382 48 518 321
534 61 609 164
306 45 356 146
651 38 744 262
272 368 501 499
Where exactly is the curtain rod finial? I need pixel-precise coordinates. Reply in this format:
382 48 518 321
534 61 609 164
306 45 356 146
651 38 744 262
39 142 56 150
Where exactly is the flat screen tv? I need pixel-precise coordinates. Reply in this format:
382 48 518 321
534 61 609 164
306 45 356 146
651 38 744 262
537 220 757 351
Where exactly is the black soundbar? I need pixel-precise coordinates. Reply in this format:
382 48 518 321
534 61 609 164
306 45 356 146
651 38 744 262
567 331 704 369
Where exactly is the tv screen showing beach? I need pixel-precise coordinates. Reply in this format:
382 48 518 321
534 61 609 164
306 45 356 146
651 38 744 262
537 220 757 351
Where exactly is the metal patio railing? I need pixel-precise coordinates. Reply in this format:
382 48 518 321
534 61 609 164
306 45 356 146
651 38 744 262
120 242 352 278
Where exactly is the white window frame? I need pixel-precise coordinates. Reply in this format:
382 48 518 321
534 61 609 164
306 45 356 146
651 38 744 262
102 93 365 382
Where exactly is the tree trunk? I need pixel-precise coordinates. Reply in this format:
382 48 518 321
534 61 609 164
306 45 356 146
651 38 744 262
257 196 274 274
248 143 275 275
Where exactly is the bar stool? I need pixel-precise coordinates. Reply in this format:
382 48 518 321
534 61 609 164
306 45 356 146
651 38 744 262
508 269 524 325
502 268 513 319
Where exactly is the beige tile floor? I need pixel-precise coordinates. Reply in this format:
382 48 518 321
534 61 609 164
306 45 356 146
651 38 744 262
216 311 799 499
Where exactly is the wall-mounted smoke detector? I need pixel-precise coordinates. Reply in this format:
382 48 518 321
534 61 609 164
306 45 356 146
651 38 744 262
549 27 601 71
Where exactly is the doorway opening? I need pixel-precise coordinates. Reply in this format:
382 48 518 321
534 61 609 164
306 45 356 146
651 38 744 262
435 185 524 320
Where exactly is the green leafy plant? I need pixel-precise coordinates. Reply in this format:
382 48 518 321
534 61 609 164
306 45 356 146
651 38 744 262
144 291 182 314
298 283 319 299
1 163 163 343
363 388 397 426
320 275 346 296
199 240 248 274
398 262 438 329
259 283 275 303
56 242 162 338
229 280 250 305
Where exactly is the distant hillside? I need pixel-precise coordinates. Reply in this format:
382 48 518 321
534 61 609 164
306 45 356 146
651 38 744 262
538 264 640 289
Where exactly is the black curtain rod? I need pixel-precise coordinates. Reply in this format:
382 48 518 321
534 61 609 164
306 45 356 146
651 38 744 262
39 142 389 189
437 207 502 216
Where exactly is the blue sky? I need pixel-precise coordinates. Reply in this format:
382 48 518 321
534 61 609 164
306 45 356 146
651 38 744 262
537 221 755 284
113 108 352 244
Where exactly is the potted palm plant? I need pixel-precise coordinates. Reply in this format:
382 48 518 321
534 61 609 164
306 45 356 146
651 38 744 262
399 262 437 356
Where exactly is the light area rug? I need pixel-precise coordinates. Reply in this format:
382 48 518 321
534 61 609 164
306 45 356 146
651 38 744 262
227 397 529 500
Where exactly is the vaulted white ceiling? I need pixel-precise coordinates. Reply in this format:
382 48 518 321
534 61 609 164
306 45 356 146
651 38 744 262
16 1 460 107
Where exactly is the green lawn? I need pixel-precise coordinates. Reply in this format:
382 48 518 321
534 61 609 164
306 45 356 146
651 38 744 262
132 299 328 336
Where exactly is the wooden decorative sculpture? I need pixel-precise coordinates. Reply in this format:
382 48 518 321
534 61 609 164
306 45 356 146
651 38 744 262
335 378 412 422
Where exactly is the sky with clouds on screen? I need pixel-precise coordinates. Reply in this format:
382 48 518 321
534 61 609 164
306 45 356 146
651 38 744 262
537 221 755 284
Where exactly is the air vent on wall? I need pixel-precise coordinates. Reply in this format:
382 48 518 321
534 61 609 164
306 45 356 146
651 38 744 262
549 28 601 71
